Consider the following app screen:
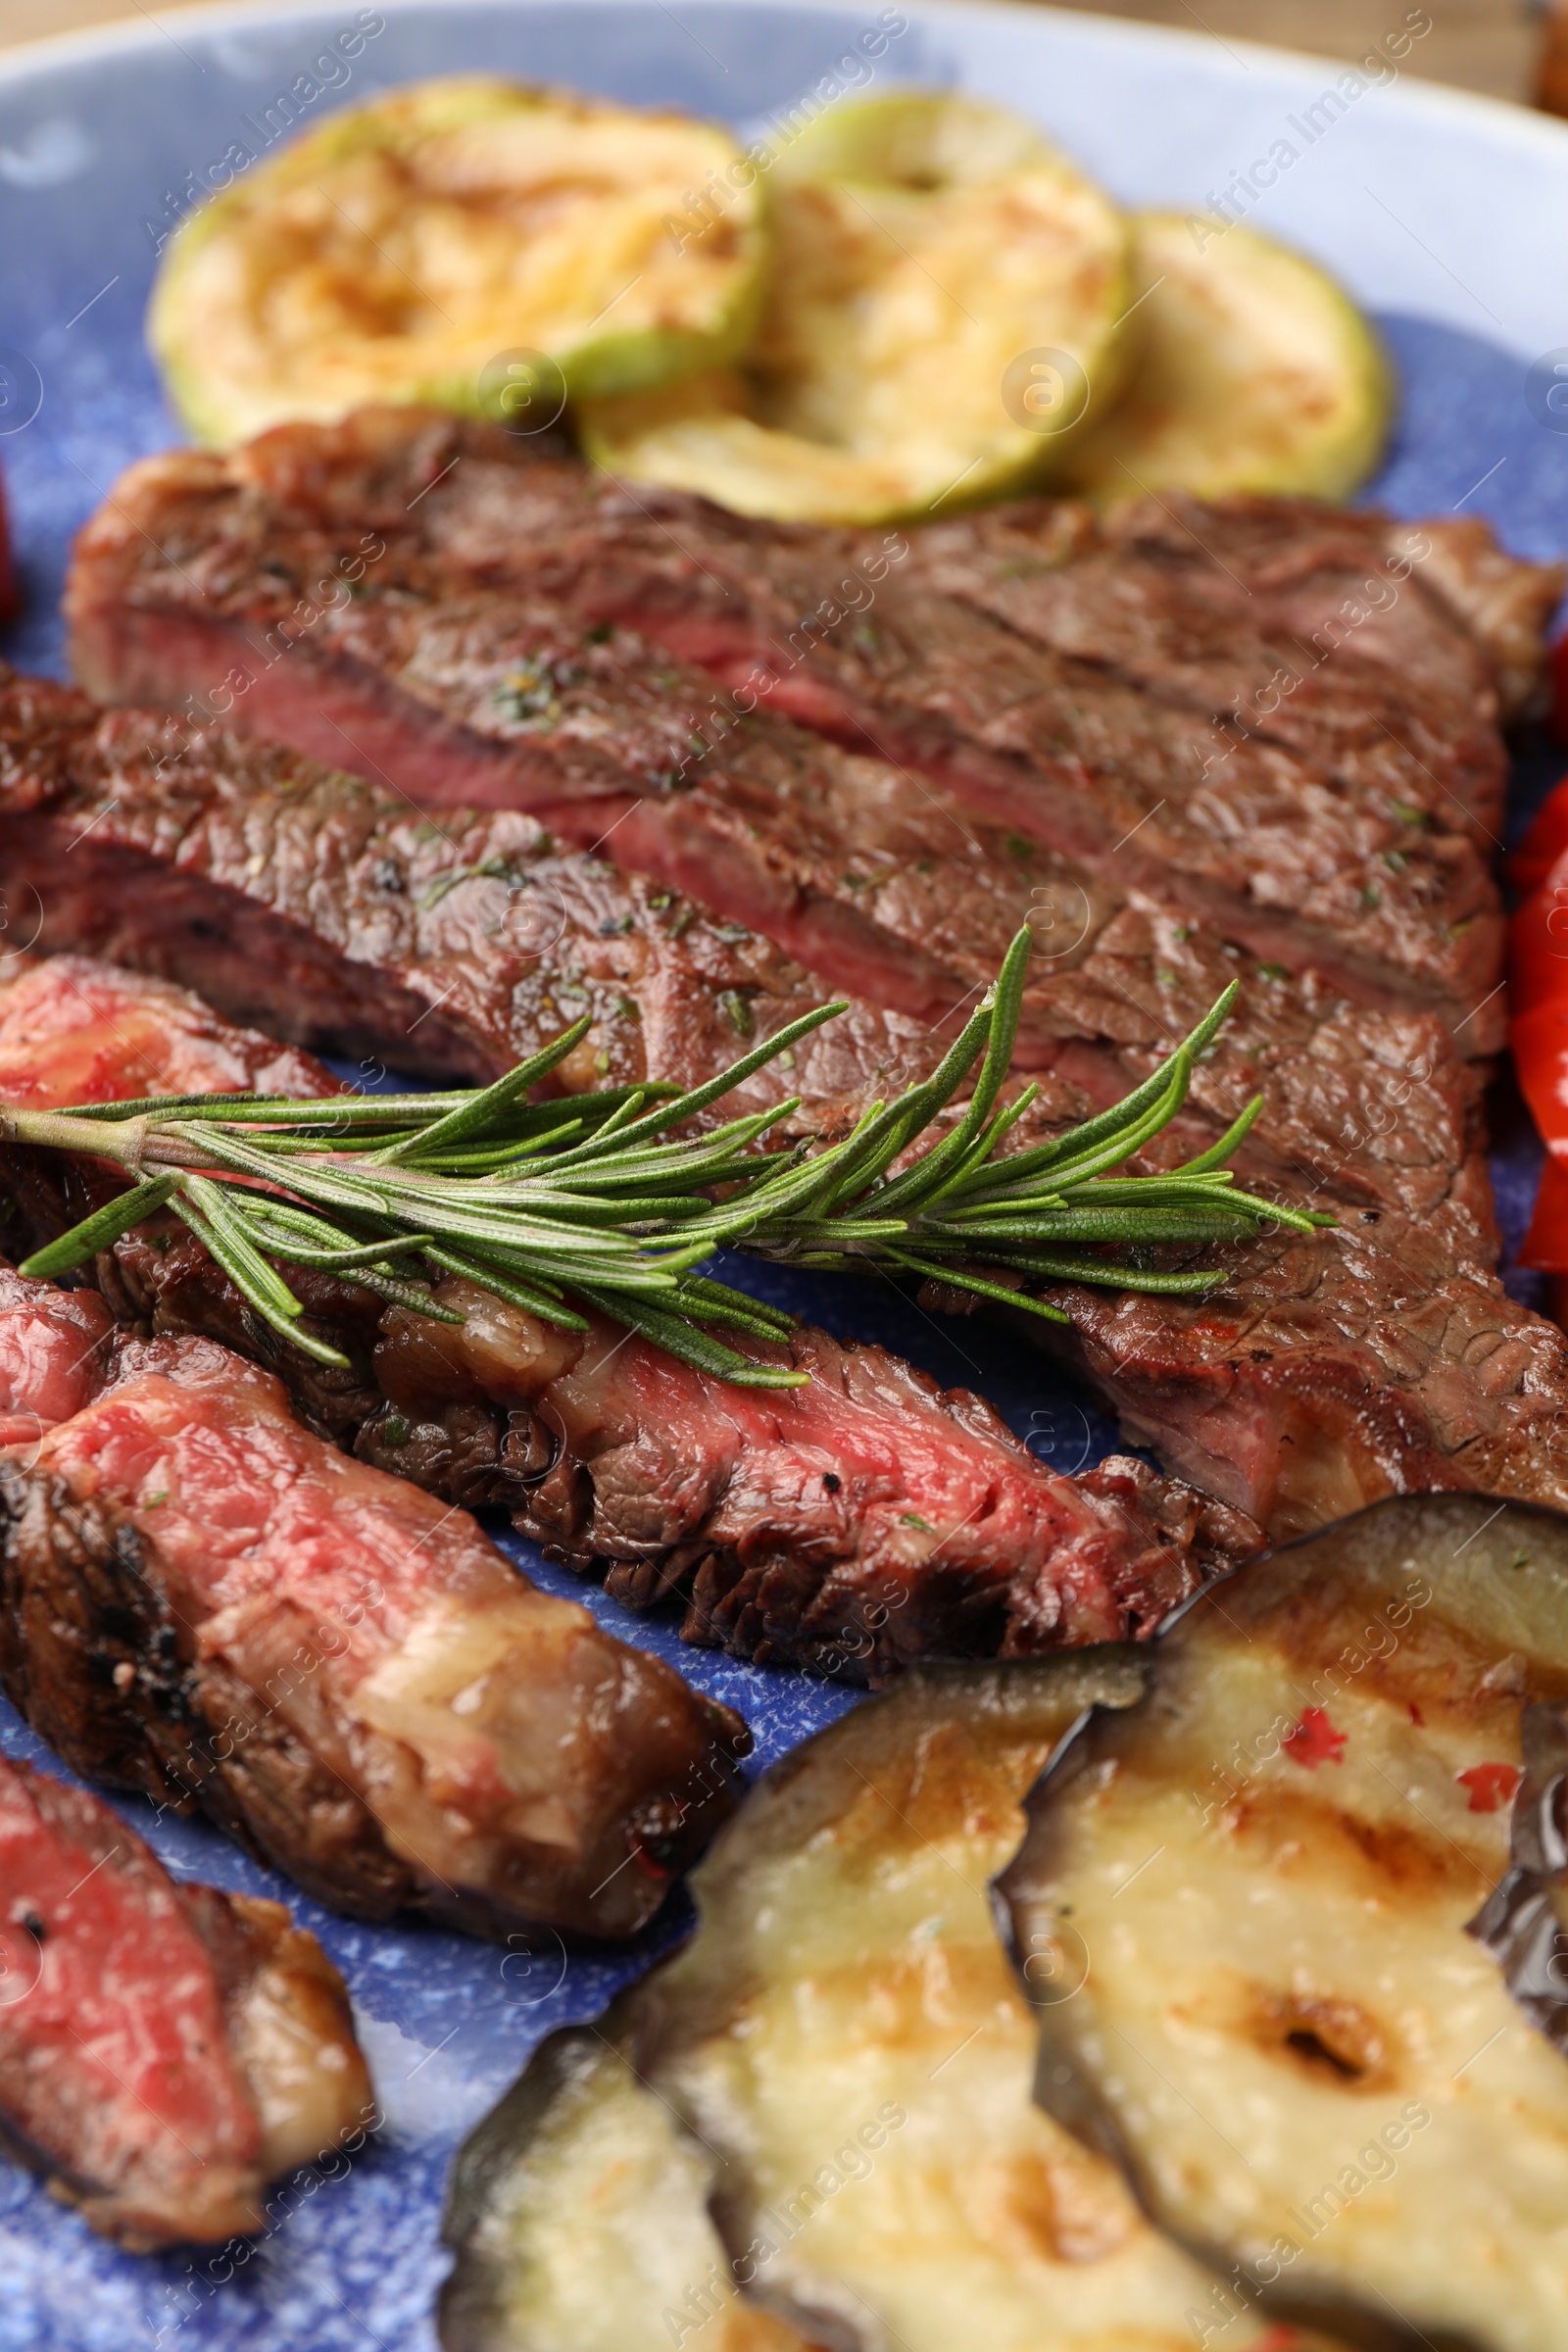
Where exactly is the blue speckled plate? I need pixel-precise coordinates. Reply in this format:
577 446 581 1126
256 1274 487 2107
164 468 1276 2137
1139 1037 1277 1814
1 6 1566 2344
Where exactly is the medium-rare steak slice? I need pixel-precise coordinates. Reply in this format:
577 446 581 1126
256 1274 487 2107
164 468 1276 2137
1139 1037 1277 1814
0 949 339 1273
65 408 1556 1047
193 1274 1242 1675
2 668 1566 1537
0 667 978 1108
0 1749 372 2249
0 1261 118 1446
0 943 1248 1675
0 950 329 1108
0 1289 749 1940
61 513 1106 1048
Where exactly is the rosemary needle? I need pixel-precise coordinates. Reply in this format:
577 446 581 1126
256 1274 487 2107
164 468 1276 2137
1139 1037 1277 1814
7 928 1326 1389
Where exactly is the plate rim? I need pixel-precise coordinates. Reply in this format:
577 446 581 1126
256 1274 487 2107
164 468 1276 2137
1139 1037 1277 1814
2 0 1567 181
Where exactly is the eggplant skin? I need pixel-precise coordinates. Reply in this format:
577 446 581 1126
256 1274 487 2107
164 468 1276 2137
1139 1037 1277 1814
440 2007 814 2352
441 1654 1348 2352
440 2027 603 2352
1466 1699 1568 2051
1002 1491 1568 2352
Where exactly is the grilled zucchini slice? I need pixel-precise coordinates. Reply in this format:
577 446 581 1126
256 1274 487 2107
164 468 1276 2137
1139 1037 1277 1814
1004 1493 1568 2352
580 92 1130 523
149 77 768 447
444 1656 1336 2352
1059 211 1391 506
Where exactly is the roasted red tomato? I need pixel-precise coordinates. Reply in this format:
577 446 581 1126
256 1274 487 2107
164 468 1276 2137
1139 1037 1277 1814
1511 770 1568 897
1509 856 1568 1021
1513 998 1568 1152
1509 834 1568 1286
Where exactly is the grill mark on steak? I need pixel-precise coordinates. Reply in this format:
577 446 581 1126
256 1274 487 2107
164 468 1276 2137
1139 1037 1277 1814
547 524 1507 1034
63 410 1556 1049
888 499 1534 821
0 669 987 1107
64 523 1113 1052
0 1285 750 1940
0 1750 373 2249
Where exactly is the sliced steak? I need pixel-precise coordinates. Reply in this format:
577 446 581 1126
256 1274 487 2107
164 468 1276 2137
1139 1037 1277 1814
101 1244 1247 1673
0 941 1239 1676
982 896 1568 1532
8 1223 1243 1684
0 946 339 1275
62 490 1103 1049
2 660 1565 1540
0 1286 750 1940
348 1283 1240 1673
0 666 979 1109
64 409 1556 1047
0 1750 372 2249
885 496 1543 817
544 494 1511 1037
0 1260 118 1446
0 948 329 1108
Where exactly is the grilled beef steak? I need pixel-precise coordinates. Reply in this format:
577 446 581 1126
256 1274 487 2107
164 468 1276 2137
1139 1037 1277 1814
0 949 329 1108
0 1278 750 1938
314 1287 1241 1672
0 1749 373 2249
0 670 955 1110
64 494 1102 1052
0 946 341 1282
66 410 1561 1046
98 1242 1239 1675
1 668 1564 1534
0 1261 118 1446
0 943 1246 1673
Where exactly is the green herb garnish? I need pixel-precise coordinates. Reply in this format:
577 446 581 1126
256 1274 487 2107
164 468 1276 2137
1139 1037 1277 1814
7 929 1325 1391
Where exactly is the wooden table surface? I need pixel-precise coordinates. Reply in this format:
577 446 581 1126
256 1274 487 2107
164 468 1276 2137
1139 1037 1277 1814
0 0 1542 101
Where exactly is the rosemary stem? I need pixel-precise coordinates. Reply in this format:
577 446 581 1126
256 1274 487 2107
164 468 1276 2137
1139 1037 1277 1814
4 931 1327 1390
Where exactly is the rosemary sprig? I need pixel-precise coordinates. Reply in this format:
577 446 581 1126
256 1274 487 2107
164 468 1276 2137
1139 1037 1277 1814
4 929 1327 1389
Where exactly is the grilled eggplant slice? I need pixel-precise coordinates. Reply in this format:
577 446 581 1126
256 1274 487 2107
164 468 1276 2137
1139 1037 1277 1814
580 93 1129 522
441 2020 815 2352
443 1656 1333 2352
1003 1493 1568 2352
149 77 768 446
1059 211 1391 505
